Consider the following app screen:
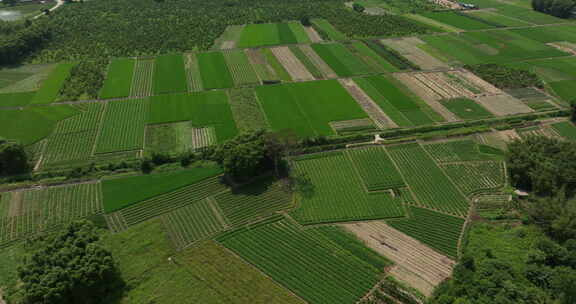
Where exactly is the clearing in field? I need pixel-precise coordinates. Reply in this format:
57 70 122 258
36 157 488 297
380 37 449 70
130 58 154 97
255 80 368 137
148 91 238 142
442 98 494 120
236 22 310 48
311 43 373 77
99 58 135 99
290 151 408 224
217 217 386 304
197 52 235 89
0 91 35 108
227 88 269 131
223 50 260 86
153 54 188 94
103 221 305 304
94 99 148 154
102 166 223 213
387 142 470 216
30 62 76 104
343 221 455 296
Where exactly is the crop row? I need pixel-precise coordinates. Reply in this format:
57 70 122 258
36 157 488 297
387 143 469 216
130 59 154 97
424 140 487 163
100 58 136 99
184 53 203 92
94 99 148 154
347 146 405 191
289 46 324 79
54 103 104 134
43 130 98 164
223 50 260 86
441 162 506 196
228 88 269 131
311 43 372 77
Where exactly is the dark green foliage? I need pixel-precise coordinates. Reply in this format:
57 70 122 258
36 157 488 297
527 193 576 243
17 221 121 304
353 3 365 12
465 64 543 89
571 101 576 123
212 130 269 181
0 142 29 176
532 0 576 18
59 60 107 100
507 136 576 196
363 40 418 70
0 20 50 65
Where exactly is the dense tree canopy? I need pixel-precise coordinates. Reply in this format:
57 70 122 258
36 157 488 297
532 0 576 18
0 142 29 176
59 60 107 100
0 20 50 65
465 64 543 89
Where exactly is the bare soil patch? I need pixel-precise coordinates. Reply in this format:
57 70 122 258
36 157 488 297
303 26 322 43
271 47 315 81
431 0 461 9
498 129 521 142
381 37 449 70
192 127 216 151
474 94 533 116
299 45 337 78
546 42 576 56
221 40 235 50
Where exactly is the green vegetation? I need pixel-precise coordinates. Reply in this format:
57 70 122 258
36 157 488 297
102 166 222 213
0 91 35 108
348 41 398 73
443 98 495 120
363 40 418 70
289 46 324 79
94 99 147 154
237 22 310 48
153 54 188 94
145 122 193 156
58 60 107 101
347 146 405 191
421 11 496 30
291 151 407 224
388 206 465 258
311 19 347 41
441 162 506 195
387 143 469 216
31 63 75 104
261 48 292 82
99 58 135 99
551 121 576 140
0 142 28 176
198 52 234 89
424 139 497 162
228 88 269 131
223 50 260 87
217 217 386 304
532 0 576 18
256 80 368 137
311 43 372 77
467 10 532 27
466 64 543 89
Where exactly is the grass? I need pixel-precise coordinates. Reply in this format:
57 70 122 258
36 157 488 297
441 161 506 195
99 58 135 99
145 121 193 155
347 146 405 191
94 99 148 154
287 22 311 43
153 54 188 94
0 91 35 108
387 143 470 217
311 43 372 77
217 217 385 304
466 10 532 27
255 80 368 137
551 121 576 141
227 88 269 131
0 105 78 145
421 11 496 30
102 166 222 213
349 41 398 73
148 91 238 142
236 22 309 48
388 206 465 258
102 220 303 304
311 19 347 41
31 63 76 104
197 52 235 89
290 151 407 224
261 48 292 82
0 64 55 93
442 98 495 120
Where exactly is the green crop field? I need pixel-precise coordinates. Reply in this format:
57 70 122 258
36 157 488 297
387 143 470 216
0 105 78 145
551 122 576 140
94 99 148 154
290 151 407 224
162 199 226 249
311 43 372 77
421 11 496 30
228 88 269 131
463 0 564 24
348 41 398 73
223 50 260 86
256 80 368 137
217 217 386 304
100 58 135 99
0 91 35 108
287 22 311 43
148 91 238 142
53 103 103 134
197 52 235 89
511 24 576 45
236 22 310 48
31 63 76 104
311 19 347 41
288 46 324 79
43 130 98 164
347 146 406 191
388 206 465 258
152 54 188 94
442 98 495 120
261 48 292 82
466 10 532 27
102 167 222 213
424 139 498 163
441 161 506 196
145 121 193 155
130 59 154 96
215 179 293 227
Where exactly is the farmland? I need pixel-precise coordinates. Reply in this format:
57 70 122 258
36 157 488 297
236 22 311 48
311 43 373 77
99 58 135 99
94 99 147 154
31 63 76 104
551 122 576 140
153 54 188 94
197 52 235 89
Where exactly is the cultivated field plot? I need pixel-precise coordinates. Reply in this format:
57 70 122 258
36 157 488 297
130 58 155 97
0 91 35 108
290 151 407 224
338 78 396 129
442 98 494 120
148 91 238 142
217 217 385 304
347 146 405 191
380 37 449 70
311 43 373 77
423 139 497 163
236 22 310 48
145 121 193 155
215 179 293 227
343 221 455 296
262 48 292 82
387 143 469 216
245 49 278 82
162 198 226 249
288 46 324 79
421 30 567 65
354 75 437 127
474 94 533 116
213 25 244 49
255 80 368 137
153 54 188 95
0 183 103 247
551 121 576 141
228 88 269 131
184 53 203 92
464 0 564 25
0 63 55 94
299 45 337 78
223 50 260 86
464 10 532 27
270 47 315 82
311 19 347 41
347 41 398 73
100 58 135 99
388 206 465 258
441 162 506 196
421 11 496 30
31 62 76 104
197 52 235 89
94 99 147 154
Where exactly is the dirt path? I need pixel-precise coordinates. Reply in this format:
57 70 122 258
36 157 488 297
33 0 65 19
271 47 315 81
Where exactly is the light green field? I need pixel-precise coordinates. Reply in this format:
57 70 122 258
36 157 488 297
311 19 347 41
31 63 76 104
153 54 188 94
236 22 309 48
94 99 148 154
100 58 135 99
311 43 373 77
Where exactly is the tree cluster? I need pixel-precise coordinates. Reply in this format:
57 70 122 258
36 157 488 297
532 0 576 18
58 59 107 100
465 64 543 89
0 141 29 176
17 220 121 304
0 20 50 65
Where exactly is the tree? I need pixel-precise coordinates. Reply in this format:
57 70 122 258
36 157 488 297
17 221 121 304
532 0 576 18
571 100 576 123
4 0 18 6
263 130 298 177
300 17 311 26
212 130 268 181
353 3 365 13
528 193 576 242
0 142 29 176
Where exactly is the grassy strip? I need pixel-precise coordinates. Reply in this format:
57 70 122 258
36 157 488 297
311 19 347 41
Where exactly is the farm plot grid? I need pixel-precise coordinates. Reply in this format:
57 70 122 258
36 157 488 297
94 99 148 154
100 58 135 99
290 151 407 225
311 43 373 77
236 22 310 48
347 146 405 191
441 162 506 196
217 217 385 304
197 52 235 89
387 143 470 217
255 80 368 137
